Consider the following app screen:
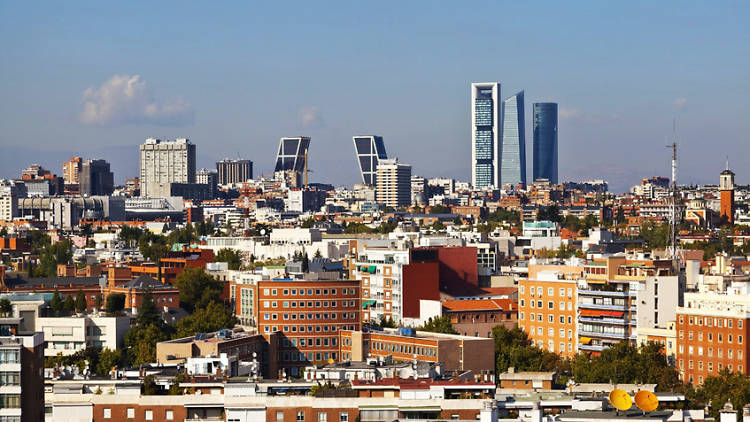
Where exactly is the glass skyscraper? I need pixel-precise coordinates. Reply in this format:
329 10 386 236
353 135 387 186
471 82 501 188
533 103 558 184
501 91 526 187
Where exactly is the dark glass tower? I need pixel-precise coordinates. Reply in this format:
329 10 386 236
533 103 558 184
353 136 387 186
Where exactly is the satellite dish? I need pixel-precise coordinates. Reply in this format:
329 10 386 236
634 390 659 412
327 358 334 364
260 229 266 235
609 389 633 411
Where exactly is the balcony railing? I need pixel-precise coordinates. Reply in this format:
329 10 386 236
579 317 635 326
577 302 628 311
578 330 629 339
578 289 636 297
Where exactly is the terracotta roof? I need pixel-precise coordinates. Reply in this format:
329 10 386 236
478 287 517 296
442 298 515 312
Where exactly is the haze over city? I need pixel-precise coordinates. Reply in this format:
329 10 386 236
1 1 748 193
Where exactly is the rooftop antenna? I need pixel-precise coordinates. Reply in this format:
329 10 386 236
666 118 678 266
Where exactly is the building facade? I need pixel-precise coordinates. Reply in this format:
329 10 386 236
256 279 361 376
719 167 735 224
353 136 388 187
216 159 253 185
532 103 558 184
80 159 114 196
501 91 526 187
471 82 502 189
375 159 411 207
139 138 196 198
196 168 218 199
518 275 578 358
274 137 310 187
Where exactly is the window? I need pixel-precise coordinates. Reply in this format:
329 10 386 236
530 287 535 296
548 301 553 309
103 408 111 419
277 411 285 421
340 413 349 422
559 288 565 297
318 412 328 422
548 288 554 296
297 411 305 421
127 408 135 419
145 410 153 421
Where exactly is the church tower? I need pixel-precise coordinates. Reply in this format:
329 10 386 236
719 164 735 224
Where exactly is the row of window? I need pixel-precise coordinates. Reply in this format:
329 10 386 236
259 411 350 422
103 408 174 420
263 324 358 334
680 331 743 344
0 350 19 365
282 351 338 363
679 345 744 359
262 300 357 309
0 372 20 386
262 287 357 297
282 337 338 348
371 341 437 358
532 339 574 353
521 286 574 298
680 359 743 374
520 300 573 311
522 325 574 340
520 313 574 325
262 312 358 322
680 315 744 329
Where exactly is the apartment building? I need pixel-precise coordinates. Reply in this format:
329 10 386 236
340 327 495 379
676 292 750 385
256 279 361 376
442 298 517 338
518 273 578 358
0 317 45 422
36 315 130 357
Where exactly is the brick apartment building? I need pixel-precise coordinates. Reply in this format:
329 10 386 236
518 276 578 358
676 292 750 385
256 279 361 376
443 298 517 338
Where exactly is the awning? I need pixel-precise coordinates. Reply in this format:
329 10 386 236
362 300 376 308
579 337 592 345
580 309 623 318
368 266 377 273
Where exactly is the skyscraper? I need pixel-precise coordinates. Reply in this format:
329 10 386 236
501 91 526 187
376 159 411 208
197 168 218 199
352 135 388 186
80 159 114 196
274 137 310 187
471 82 502 189
533 103 558 184
216 159 253 185
139 138 196 197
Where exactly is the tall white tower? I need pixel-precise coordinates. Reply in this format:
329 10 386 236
471 82 502 189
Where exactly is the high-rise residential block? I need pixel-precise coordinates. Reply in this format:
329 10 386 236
80 159 114 196
216 159 253 185
375 159 411 208
139 138 196 198
352 135 387 186
501 91 526 187
62 157 82 185
471 82 502 189
197 168 218 199
0 317 45 422
533 103 558 184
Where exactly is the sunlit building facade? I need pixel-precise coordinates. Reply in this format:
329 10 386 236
471 82 501 189
501 91 526 187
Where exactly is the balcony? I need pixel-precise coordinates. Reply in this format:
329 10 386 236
579 317 634 326
578 330 629 340
577 302 628 311
578 289 636 297
578 344 607 352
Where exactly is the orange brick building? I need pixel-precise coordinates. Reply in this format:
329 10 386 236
518 277 578 358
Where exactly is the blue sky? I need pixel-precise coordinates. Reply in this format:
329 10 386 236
0 1 748 192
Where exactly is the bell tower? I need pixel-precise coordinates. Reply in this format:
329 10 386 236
719 162 735 224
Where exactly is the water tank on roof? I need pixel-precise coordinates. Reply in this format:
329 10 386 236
398 327 416 337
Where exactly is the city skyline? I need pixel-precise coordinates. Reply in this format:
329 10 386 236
0 2 748 193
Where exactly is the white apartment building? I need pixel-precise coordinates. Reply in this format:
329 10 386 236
139 138 196 198
353 246 410 323
375 159 412 208
36 315 130 357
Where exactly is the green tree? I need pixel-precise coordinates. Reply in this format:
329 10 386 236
301 217 315 228
537 205 562 223
95 348 122 377
429 204 450 214
431 220 445 231
0 299 11 317
377 315 397 328
313 249 322 259
168 373 188 395
125 323 169 366
689 370 750 420
639 222 670 250
491 325 563 375
215 248 242 270
343 223 373 234
50 290 63 313
35 239 73 277
174 267 224 313
27 230 51 254
301 253 309 273
63 295 75 314
174 301 236 338
136 289 162 327
142 374 159 395
94 293 104 309
418 316 457 334
105 293 126 314
74 290 87 313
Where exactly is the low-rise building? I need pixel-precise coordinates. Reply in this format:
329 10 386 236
36 315 130 357
443 298 517 338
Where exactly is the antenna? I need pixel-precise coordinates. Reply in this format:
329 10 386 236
665 120 678 266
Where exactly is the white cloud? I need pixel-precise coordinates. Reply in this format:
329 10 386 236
299 106 325 129
559 108 582 120
673 98 687 109
79 74 194 126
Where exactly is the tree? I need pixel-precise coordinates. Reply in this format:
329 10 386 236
174 301 236 338
105 293 126 315
74 290 87 313
168 373 188 395
174 267 223 313
63 295 75 314
50 290 63 313
35 239 73 277
301 217 315 228
377 315 397 328
136 289 161 327
537 205 562 223
431 220 445 231
418 316 457 334
124 323 169 366
639 222 670 250
0 298 11 317
689 370 750 421
491 325 563 375
429 204 450 214
96 348 122 377
94 293 104 309
215 248 242 270
301 253 309 273
142 374 159 395
314 249 322 259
